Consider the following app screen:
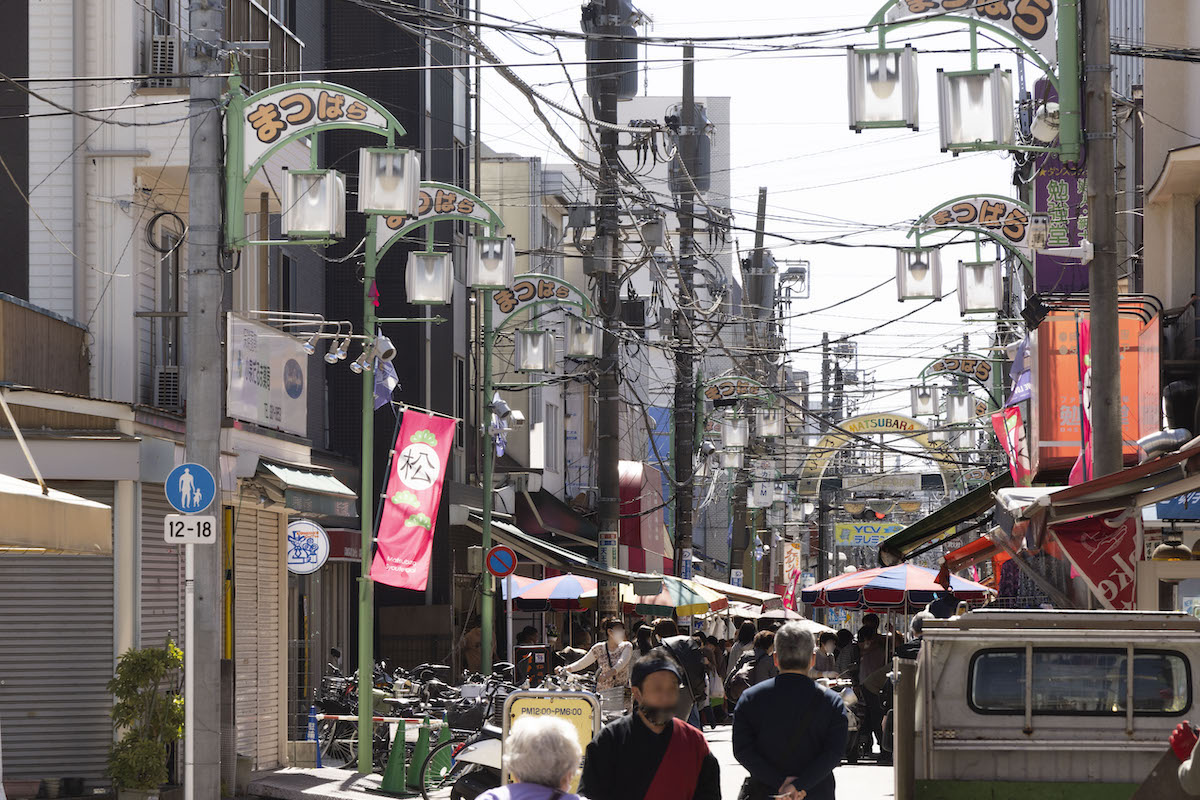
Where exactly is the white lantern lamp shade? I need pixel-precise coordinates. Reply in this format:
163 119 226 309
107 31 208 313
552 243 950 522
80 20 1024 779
958 260 1003 315
514 329 555 373
358 148 421 216
565 316 602 360
896 248 942 301
405 251 453 305
911 385 940 417
720 449 744 470
848 45 918 131
937 67 1014 152
946 393 973 425
927 426 948 444
468 236 516 289
281 169 346 239
755 407 785 438
721 416 749 449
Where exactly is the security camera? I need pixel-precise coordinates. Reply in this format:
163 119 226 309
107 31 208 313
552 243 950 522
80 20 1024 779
508 409 527 429
372 334 397 363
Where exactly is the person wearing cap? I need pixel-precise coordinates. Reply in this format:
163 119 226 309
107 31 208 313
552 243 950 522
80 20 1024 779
578 655 720 800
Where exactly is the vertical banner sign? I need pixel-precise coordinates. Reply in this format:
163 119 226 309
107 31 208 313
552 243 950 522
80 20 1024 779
991 406 1033 486
370 411 456 590
1069 318 1092 485
1050 513 1140 610
1032 79 1089 293
749 461 774 508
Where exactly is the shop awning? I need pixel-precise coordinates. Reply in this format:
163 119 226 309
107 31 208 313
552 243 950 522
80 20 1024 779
0 473 111 554
258 459 357 519
465 513 639 584
694 575 783 609
515 488 598 548
879 473 1012 566
943 536 1002 573
998 438 1200 530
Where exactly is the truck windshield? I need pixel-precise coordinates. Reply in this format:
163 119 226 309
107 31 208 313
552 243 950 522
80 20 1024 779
969 648 1191 716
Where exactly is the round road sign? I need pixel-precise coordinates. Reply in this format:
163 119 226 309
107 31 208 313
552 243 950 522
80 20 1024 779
486 544 518 578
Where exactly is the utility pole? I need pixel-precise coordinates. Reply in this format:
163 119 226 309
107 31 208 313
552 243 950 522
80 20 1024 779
673 45 697 579
591 0 622 617
749 188 769 380
821 333 831 422
184 0 223 795
1085 0 1121 477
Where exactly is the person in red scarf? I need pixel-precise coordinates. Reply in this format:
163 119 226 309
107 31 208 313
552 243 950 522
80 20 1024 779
578 656 720 800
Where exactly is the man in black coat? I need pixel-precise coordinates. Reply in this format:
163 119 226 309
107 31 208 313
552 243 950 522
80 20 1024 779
733 622 848 800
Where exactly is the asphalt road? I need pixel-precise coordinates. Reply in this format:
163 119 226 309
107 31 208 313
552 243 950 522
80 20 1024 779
705 725 895 800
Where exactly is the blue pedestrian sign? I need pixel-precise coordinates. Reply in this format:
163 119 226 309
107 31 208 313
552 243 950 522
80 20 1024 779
166 463 217 514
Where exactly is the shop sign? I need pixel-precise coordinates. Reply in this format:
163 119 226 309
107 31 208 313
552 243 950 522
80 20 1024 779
504 691 599 791
884 0 1057 65
1032 79 1089 293
704 376 768 403
834 522 903 547
327 528 362 562
1031 311 1151 475
920 195 1031 248
1050 513 1140 610
927 356 992 383
375 182 499 246
783 542 804 579
748 461 775 508
242 84 392 178
227 313 308 437
992 406 1032 486
487 275 592 326
1156 491 1200 522
287 519 330 575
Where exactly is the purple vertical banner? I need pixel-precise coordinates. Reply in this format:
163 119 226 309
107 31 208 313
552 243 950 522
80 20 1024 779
1032 79 1088 293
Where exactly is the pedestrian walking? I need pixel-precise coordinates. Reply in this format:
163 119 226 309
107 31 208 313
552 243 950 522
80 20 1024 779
728 621 757 674
855 626 887 756
476 715 584 800
650 619 709 726
812 632 838 678
578 656 720 800
732 623 848 800
561 616 633 690
832 629 855 678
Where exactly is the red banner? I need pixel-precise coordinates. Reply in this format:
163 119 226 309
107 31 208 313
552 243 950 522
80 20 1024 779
991 406 1032 486
1069 317 1092 485
370 412 456 591
1050 513 1140 610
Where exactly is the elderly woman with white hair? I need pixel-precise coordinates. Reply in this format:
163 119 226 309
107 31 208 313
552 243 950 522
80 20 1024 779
477 715 587 800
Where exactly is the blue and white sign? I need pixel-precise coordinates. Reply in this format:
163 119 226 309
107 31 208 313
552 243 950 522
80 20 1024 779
166 462 217 514
287 519 330 575
1156 491 1200 521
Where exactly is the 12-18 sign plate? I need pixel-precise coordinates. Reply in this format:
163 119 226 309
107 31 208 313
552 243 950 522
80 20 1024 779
164 514 218 544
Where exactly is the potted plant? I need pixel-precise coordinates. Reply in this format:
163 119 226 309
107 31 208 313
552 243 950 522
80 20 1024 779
107 639 184 800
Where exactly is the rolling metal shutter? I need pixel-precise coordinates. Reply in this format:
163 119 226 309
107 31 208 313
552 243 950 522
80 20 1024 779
0 481 114 780
234 507 283 769
141 483 183 648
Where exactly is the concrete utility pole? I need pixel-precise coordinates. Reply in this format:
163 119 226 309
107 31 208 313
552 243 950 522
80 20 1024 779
593 0 622 617
673 45 697 579
1085 0 1121 477
184 0 224 795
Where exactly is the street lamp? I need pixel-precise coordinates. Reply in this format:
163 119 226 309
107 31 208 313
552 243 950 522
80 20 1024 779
896 248 942 301
565 316 602 360
957 260 1003 315
720 449 744 470
946 393 973 425
281 169 346 239
721 416 749 448
514 329 555 373
911 385 940 417
405 251 453 305
358 148 421 215
756 407 785 438
847 45 919 131
937 67 1015 152
469 236 517 288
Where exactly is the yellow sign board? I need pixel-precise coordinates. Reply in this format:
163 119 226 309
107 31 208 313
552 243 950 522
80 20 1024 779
503 691 600 791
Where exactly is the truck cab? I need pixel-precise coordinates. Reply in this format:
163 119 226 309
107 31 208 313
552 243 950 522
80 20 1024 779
893 609 1200 800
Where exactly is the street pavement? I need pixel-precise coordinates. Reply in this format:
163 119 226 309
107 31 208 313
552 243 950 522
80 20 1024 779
705 725 895 800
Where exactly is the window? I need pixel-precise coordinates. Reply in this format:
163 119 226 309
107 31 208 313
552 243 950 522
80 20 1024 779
224 0 302 93
152 0 171 36
969 648 1191 716
545 403 560 471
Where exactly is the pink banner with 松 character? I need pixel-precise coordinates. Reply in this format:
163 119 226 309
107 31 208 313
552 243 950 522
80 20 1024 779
370 411 456 591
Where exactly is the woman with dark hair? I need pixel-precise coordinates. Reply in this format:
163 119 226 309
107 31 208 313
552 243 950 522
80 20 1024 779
727 620 757 677
635 624 655 656
562 616 633 690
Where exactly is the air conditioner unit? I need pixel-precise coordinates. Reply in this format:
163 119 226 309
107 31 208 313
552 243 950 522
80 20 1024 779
154 365 182 410
148 35 179 88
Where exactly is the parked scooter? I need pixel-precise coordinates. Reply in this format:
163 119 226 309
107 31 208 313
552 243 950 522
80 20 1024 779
443 724 503 800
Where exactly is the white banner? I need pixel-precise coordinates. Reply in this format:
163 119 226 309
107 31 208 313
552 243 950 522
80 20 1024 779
226 314 308 436
748 460 774 508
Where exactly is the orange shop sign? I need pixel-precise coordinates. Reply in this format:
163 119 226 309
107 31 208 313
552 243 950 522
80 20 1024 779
1030 310 1158 476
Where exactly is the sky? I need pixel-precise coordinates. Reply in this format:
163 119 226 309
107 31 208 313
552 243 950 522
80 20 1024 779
475 0 1026 432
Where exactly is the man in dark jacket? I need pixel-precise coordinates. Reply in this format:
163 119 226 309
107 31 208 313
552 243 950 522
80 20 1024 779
733 622 848 800
579 656 720 800
651 618 709 726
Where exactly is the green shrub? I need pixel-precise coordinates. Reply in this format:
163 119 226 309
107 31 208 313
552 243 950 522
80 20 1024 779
107 639 184 791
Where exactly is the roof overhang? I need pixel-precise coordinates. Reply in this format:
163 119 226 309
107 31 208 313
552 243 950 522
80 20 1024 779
256 458 358 519
879 473 1013 566
0 473 112 555
464 513 638 584
1148 143 1200 205
694 575 783 609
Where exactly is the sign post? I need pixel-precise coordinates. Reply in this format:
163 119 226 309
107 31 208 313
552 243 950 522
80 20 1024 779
502 691 600 792
486 545 518 665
